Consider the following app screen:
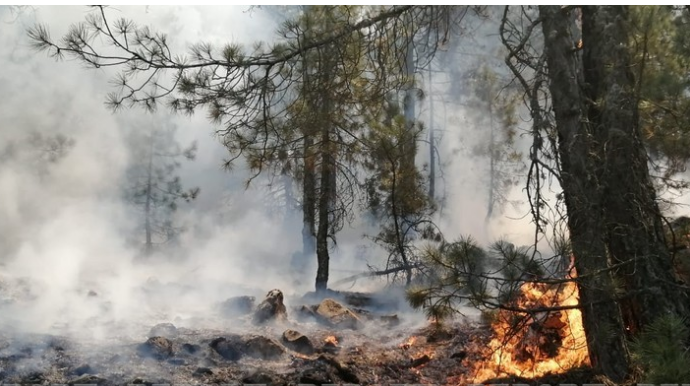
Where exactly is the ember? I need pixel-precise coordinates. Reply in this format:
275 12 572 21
324 335 339 346
399 336 416 350
470 263 590 382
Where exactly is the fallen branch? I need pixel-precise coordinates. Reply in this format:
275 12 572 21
330 263 423 287
409 354 432 368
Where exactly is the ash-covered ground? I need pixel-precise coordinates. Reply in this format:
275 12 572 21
0 273 490 385
0 272 601 386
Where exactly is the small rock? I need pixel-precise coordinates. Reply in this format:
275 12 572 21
138 336 174 360
244 335 285 360
71 364 96 376
210 336 243 361
148 322 178 339
253 289 288 324
87 290 98 297
181 343 201 355
219 295 255 317
282 329 315 355
315 298 363 330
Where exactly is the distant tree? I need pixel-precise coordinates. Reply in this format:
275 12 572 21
463 65 524 219
0 130 75 179
124 123 199 255
363 97 439 286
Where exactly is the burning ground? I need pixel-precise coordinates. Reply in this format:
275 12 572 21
0 273 599 385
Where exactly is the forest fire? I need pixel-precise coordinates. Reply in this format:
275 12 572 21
470 266 590 382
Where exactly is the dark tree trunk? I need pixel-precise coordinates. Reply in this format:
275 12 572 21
403 41 417 169
315 128 333 292
296 5 317 274
540 5 629 381
301 136 316 268
581 5 689 333
427 69 436 202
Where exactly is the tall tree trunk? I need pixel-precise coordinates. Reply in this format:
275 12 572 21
400 39 417 285
301 136 316 268
297 4 317 273
540 6 629 381
427 68 436 202
581 5 689 333
390 157 413 286
315 127 333 292
486 86 496 220
403 41 417 177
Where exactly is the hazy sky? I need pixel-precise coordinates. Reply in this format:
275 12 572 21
0 5 545 335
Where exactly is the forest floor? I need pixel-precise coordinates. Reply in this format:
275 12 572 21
0 282 601 386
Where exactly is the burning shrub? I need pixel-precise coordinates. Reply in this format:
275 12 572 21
406 235 589 382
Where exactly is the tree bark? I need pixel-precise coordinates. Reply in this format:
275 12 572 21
581 5 689 334
301 136 316 269
540 5 629 381
296 5 317 274
315 126 333 292
427 69 436 202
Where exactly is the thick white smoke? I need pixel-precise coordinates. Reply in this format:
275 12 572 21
0 5 546 340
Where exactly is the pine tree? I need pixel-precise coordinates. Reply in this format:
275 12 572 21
124 123 199 255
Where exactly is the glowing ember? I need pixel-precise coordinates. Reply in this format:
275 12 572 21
324 335 338 346
400 336 417 350
471 264 590 382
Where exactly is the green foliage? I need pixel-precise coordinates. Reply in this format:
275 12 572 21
406 235 554 320
363 96 438 284
489 240 544 304
406 236 490 316
632 6 690 183
629 314 690 383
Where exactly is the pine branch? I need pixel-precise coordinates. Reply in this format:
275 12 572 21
330 263 424 287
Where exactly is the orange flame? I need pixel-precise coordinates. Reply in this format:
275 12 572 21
471 263 590 382
400 336 417 350
324 335 339 346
